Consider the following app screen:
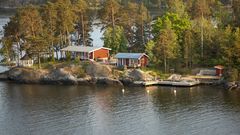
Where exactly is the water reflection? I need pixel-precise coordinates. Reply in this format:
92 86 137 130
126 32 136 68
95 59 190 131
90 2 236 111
0 82 240 135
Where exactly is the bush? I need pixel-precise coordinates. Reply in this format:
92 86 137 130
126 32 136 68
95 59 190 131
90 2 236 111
226 68 239 82
82 61 90 70
76 67 86 78
65 52 71 62
74 56 80 64
117 65 127 71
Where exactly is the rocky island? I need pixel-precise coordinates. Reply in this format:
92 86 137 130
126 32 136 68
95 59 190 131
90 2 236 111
0 62 155 87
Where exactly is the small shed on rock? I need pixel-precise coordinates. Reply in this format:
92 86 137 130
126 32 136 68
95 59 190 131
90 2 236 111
115 53 149 68
19 54 34 67
214 65 224 76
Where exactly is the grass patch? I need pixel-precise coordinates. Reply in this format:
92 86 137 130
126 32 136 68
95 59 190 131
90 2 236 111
76 67 86 78
141 67 170 79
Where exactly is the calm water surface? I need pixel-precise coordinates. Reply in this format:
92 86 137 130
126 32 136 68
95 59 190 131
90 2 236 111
0 83 240 135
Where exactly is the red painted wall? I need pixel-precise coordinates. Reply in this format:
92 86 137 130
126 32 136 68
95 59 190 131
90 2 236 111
140 55 148 67
93 48 109 59
216 69 223 76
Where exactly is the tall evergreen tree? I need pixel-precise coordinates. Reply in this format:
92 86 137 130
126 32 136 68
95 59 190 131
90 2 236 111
55 0 75 47
103 25 127 54
41 1 58 60
232 0 240 27
154 19 179 72
73 0 92 46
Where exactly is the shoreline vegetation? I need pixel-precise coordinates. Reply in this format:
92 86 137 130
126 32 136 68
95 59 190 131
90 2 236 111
0 0 240 89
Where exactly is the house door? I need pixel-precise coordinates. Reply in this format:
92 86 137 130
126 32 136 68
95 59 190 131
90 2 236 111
141 57 146 67
126 59 129 66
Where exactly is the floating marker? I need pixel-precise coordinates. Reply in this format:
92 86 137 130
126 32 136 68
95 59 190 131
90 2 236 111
174 90 177 93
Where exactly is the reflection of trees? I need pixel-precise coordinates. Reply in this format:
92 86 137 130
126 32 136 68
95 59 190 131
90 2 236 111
221 89 240 106
148 86 204 112
148 86 240 114
2 83 96 134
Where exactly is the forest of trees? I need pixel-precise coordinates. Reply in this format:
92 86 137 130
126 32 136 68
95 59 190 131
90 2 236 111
1 0 240 77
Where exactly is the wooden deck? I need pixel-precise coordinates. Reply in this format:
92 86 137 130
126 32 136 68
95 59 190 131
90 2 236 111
188 75 223 84
133 75 223 87
134 81 159 86
188 75 221 80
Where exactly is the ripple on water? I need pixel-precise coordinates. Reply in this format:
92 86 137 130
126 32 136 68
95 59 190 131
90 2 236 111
0 84 240 135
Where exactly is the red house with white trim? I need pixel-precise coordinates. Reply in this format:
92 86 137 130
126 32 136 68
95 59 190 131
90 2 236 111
115 53 149 68
61 46 111 61
214 65 224 77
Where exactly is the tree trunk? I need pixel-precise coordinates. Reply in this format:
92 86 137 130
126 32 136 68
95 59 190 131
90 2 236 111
190 42 193 68
55 47 59 60
164 55 167 73
81 13 86 46
77 25 81 45
111 1 116 44
38 53 41 69
66 28 71 46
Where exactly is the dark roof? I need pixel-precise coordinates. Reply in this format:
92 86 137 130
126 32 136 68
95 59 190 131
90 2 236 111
115 53 149 59
20 54 32 60
61 46 111 53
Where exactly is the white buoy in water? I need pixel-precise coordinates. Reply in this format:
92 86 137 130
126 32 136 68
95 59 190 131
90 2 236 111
174 90 177 94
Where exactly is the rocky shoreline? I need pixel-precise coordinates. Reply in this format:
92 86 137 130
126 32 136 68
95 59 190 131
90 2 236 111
0 62 155 87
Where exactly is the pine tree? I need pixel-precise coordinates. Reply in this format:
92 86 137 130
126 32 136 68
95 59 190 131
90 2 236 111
183 29 194 68
41 1 58 61
73 0 92 46
99 0 121 30
55 0 75 48
154 19 179 73
25 36 49 68
232 0 240 27
103 25 127 54
18 5 43 38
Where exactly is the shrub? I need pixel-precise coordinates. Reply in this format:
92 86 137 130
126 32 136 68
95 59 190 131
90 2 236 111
74 56 80 64
226 68 239 82
65 52 71 62
76 67 86 78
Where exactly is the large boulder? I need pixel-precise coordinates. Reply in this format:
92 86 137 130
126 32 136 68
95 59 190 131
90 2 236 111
76 75 92 85
8 67 47 83
93 77 123 86
86 62 112 77
0 71 9 80
1 64 128 86
43 68 77 84
126 69 154 81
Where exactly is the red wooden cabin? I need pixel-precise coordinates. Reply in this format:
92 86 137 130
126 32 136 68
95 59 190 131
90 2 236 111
214 65 224 76
115 53 149 68
61 46 111 61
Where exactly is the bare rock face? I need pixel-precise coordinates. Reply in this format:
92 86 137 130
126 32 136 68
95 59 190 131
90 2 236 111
2 66 123 86
1 65 151 87
8 67 47 83
0 71 9 80
93 77 123 86
86 62 112 78
43 68 77 84
126 69 154 81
